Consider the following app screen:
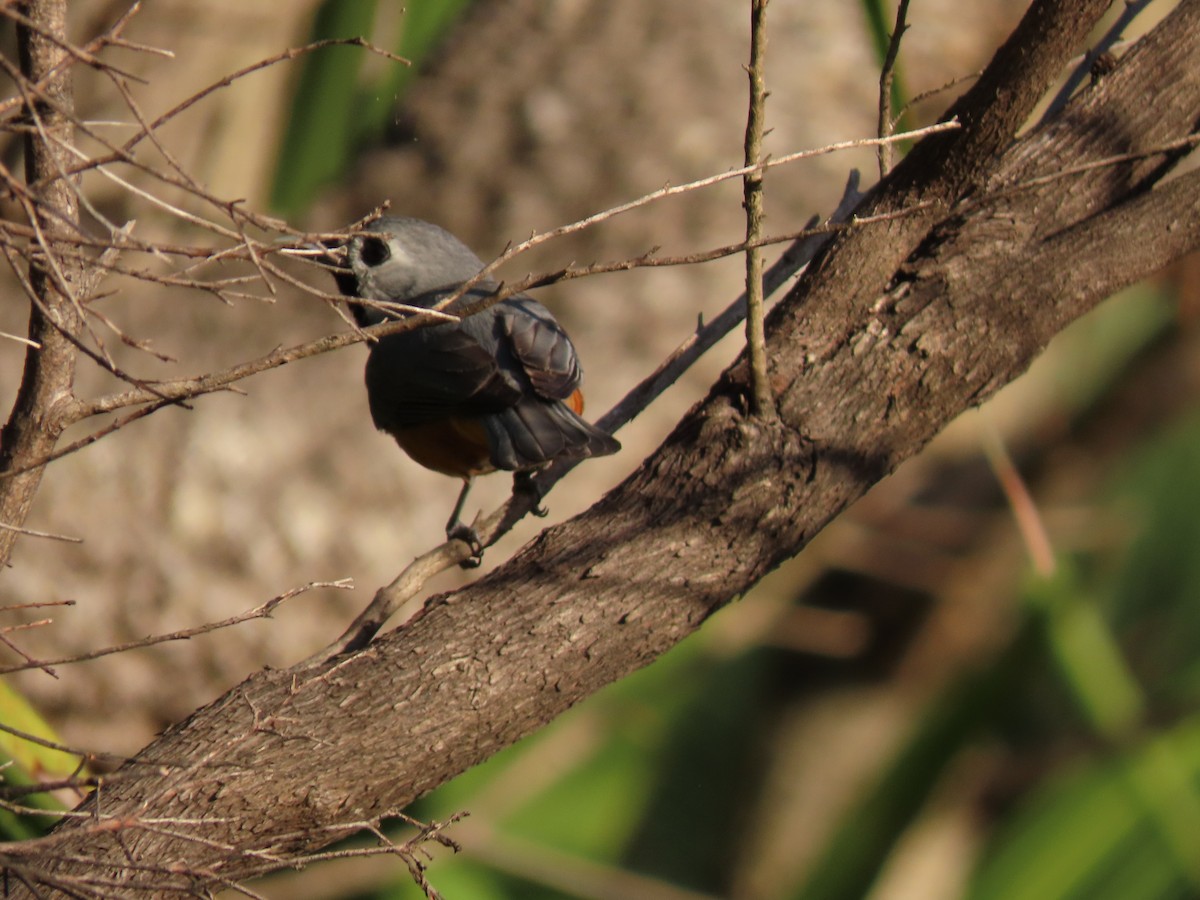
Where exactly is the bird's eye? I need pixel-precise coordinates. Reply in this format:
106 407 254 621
358 236 391 267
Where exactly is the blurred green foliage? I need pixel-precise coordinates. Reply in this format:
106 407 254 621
270 0 473 219
0 681 75 839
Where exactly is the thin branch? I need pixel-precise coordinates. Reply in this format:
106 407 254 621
0 715 138 772
0 580 351 675
431 120 961 312
0 330 41 347
63 312 443 422
742 0 776 419
876 0 911 178
902 71 982 115
0 600 75 614
0 394 191 481
0 628 58 681
0 617 54 636
983 131 1200 199
0 520 80 542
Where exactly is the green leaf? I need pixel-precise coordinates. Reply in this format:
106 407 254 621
270 0 380 217
969 718 1200 900
0 681 76 838
271 0 474 218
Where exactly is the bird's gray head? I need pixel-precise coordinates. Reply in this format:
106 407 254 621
346 217 492 326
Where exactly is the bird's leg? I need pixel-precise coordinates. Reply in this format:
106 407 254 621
513 470 549 518
446 478 483 567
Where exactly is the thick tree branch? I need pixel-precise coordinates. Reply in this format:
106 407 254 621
0 0 82 567
8 0 1200 894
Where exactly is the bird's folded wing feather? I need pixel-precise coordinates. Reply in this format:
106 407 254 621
498 297 583 401
364 326 522 432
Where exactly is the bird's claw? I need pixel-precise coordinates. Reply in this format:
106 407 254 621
447 522 484 568
513 471 549 517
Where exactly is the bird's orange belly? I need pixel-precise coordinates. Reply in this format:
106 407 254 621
391 418 495 478
390 389 585 478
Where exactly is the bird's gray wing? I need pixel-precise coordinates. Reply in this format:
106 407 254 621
475 296 620 470
495 296 583 401
363 324 522 432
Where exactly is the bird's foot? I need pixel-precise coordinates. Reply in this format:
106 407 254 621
513 471 548 517
447 521 484 568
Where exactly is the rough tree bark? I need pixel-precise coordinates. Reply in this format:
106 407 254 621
0 0 82 566
5 0 1200 894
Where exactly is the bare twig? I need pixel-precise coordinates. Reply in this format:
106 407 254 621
0 396 193 480
0 617 54 636
902 71 982 116
0 599 75 614
0 330 41 347
876 0 911 178
0 720 141 771
0 520 80 542
429 121 961 314
0 628 58 678
742 0 776 419
486 201 936 305
0 580 351 675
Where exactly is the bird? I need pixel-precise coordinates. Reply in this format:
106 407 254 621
326 215 620 561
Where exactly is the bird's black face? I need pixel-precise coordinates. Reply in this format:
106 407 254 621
357 235 392 268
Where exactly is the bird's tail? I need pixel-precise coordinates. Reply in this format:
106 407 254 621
483 399 620 471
